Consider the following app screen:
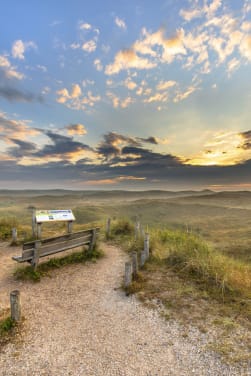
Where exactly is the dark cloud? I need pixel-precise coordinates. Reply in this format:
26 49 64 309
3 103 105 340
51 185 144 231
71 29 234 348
239 130 251 150
0 85 44 103
0 69 43 103
35 131 92 158
139 136 158 144
8 139 37 158
97 132 141 159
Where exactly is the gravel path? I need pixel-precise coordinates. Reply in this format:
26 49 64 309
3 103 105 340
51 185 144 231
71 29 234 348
0 243 250 376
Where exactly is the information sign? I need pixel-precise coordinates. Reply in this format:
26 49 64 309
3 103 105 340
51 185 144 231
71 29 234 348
35 209 75 223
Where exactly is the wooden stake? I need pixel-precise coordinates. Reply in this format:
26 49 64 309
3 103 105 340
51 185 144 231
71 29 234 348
106 218 111 238
32 208 36 238
88 228 97 252
12 228 17 243
132 251 138 279
10 290 21 322
140 250 146 267
124 262 132 287
144 233 150 259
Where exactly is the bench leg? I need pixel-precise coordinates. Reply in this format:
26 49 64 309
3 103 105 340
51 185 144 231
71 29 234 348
32 241 41 270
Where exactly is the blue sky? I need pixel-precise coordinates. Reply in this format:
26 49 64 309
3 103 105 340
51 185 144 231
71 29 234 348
0 0 251 190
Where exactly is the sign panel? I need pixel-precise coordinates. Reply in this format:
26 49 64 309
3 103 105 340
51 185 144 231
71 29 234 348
35 209 75 223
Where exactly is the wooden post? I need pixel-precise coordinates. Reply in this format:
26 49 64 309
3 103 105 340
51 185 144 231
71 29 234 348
124 262 132 288
106 218 111 238
140 226 145 239
67 220 73 233
144 233 150 259
37 223 42 239
32 208 36 238
10 290 21 322
89 228 97 252
140 250 146 267
135 220 140 240
12 228 17 243
32 240 41 270
132 251 138 279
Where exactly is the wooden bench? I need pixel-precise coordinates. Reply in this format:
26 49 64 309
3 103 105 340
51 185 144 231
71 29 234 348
12 228 99 269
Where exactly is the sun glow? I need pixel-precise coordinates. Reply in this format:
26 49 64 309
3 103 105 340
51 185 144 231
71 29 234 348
184 132 249 166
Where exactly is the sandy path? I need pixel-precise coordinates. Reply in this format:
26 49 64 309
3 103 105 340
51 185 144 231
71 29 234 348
0 243 249 376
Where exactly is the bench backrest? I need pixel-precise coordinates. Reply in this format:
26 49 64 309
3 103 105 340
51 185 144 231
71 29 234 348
21 228 99 262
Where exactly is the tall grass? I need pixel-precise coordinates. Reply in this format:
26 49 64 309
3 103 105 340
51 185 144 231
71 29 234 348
150 229 251 300
110 218 251 302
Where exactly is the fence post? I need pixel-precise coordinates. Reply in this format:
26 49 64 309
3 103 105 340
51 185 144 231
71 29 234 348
132 251 138 279
140 250 146 267
10 290 21 322
12 228 17 243
144 233 150 259
124 262 132 288
32 208 36 238
135 220 140 240
32 240 41 270
106 218 111 238
89 228 97 252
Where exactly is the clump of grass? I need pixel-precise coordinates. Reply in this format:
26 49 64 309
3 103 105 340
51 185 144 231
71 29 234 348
0 316 15 334
14 244 104 282
111 219 134 237
0 313 18 348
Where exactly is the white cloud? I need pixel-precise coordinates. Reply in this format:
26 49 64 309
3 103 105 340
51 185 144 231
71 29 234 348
94 59 103 71
0 55 24 80
106 92 133 108
144 92 169 103
79 22 92 30
71 84 82 98
156 80 176 91
174 85 198 102
36 65 47 72
82 40 97 53
115 17 127 30
180 0 222 22
70 42 80 50
105 48 156 75
239 35 251 61
57 84 101 111
66 123 87 136
12 40 37 60
227 57 240 75
124 78 137 90
179 8 203 22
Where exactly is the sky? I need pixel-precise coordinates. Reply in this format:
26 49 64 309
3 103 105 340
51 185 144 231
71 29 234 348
0 0 251 190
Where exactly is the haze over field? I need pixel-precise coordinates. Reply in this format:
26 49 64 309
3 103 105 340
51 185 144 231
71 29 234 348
0 0 251 189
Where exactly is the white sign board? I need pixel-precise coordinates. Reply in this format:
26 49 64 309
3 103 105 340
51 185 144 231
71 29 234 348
35 210 75 223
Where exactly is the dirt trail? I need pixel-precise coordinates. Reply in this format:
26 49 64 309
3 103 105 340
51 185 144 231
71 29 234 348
0 243 249 376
